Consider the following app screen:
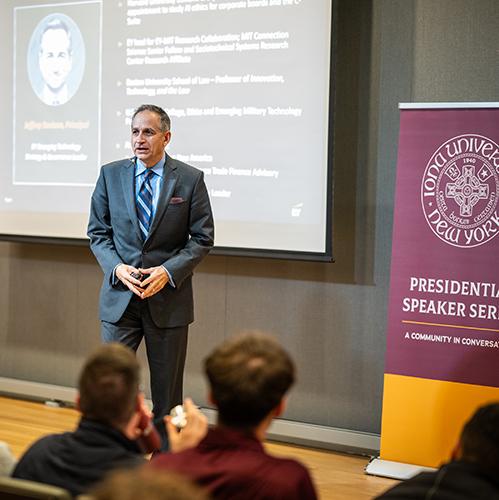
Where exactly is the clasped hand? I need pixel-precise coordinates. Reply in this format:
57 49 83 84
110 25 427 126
116 264 169 299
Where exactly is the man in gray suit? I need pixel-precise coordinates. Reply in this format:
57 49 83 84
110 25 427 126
87 104 214 450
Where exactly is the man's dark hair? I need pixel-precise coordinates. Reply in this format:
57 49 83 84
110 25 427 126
78 343 139 426
39 17 72 54
204 332 295 428
132 104 171 132
459 402 499 472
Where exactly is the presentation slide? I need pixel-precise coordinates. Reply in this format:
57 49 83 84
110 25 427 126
0 0 333 257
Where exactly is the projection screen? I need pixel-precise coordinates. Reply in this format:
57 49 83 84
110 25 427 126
0 0 334 260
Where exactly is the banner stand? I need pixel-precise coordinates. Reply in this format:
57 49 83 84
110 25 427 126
371 102 499 479
365 458 434 480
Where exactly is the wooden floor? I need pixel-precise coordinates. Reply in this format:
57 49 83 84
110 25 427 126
0 396 397 499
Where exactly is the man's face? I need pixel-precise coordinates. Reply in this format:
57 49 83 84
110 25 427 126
39 28 72 91
131 111 171 167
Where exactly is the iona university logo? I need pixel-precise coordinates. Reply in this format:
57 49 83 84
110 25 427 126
421 134 499 248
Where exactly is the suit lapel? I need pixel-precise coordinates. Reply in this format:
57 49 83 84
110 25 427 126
146 154 178 243
120 157 143 242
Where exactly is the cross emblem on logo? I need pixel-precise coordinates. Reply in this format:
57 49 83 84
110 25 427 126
445 165 489 217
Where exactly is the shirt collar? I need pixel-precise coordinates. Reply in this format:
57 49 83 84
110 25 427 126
77 417 141 452
199 426 263 452
135 156 165 178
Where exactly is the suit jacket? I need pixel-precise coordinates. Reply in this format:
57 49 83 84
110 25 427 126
87 153 214 328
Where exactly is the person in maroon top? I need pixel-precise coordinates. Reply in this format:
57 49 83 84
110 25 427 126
151 332 318 500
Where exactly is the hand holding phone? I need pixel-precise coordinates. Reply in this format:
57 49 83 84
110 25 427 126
170 404 187 429
165 398 208 453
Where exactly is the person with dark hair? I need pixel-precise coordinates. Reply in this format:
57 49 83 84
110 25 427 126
12 344 154 497
88 103 214 451
38 17 73 106
376 402 499 499
151 332 318 500
90 467 209 500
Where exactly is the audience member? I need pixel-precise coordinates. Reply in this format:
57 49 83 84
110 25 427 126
90 467 209 500
152 332 318 500
12 343 153 496
0 441 16 476
376 402 499 499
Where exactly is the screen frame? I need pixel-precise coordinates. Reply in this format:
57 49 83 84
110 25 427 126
0 0 337 263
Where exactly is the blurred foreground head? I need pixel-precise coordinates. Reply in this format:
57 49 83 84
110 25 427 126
458 402 499 473
91 467 208 500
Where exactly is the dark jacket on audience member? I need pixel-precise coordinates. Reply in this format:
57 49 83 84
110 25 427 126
12 418 144 497
375 460 499 500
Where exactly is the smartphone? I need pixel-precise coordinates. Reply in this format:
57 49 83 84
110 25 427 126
170 404 187 430
131 271 149 288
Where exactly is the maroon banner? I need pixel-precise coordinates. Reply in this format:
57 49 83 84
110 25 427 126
385 106 499 389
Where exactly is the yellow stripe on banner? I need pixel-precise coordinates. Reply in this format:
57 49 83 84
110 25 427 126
380 374 499 467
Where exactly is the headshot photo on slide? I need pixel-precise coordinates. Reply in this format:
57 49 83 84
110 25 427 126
27 13 86 107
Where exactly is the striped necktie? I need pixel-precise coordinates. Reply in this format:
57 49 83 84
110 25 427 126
136 169 154 240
